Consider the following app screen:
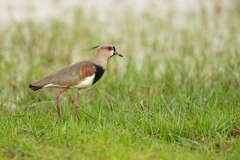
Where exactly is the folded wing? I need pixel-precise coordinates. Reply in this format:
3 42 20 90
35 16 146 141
29 60 96 90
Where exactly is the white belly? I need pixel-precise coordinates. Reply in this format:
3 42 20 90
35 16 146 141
71 74 95 89
43 74 95 89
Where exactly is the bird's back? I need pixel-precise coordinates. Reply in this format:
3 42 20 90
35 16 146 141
29 60 96 90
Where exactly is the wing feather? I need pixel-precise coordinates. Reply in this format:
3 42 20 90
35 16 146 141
30 60 96 89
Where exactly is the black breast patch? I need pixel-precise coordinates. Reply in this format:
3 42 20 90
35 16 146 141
93 65 105 84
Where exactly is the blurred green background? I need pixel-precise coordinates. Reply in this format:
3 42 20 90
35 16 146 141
0 0 240 159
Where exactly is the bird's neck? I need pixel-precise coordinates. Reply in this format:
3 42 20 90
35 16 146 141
91 56 108 70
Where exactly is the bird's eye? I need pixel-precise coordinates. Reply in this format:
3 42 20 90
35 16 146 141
107 46 113 51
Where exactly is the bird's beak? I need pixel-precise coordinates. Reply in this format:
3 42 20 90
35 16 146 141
114 51 123 57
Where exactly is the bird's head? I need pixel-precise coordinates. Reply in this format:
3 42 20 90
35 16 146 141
92 44 123 59
89 44 123 69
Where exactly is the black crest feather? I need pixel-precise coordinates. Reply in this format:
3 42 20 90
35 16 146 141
83 45 99 51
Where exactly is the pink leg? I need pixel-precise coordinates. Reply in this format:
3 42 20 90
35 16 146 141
74 89 81 122
56 87 69 121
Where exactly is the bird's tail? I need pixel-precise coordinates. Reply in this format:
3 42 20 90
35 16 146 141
29 84 43 91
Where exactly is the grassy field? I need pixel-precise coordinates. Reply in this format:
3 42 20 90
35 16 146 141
1 1 240 159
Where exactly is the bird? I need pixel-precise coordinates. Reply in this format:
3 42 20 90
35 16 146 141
29 44 123 122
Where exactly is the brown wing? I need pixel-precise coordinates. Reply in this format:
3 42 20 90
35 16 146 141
29 60 96 90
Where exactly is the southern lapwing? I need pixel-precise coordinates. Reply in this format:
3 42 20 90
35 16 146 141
29 44 123 121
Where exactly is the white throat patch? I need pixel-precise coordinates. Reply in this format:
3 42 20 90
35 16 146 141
111 50 114 56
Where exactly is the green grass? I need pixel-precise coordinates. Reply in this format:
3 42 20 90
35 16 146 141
1 2 240 159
